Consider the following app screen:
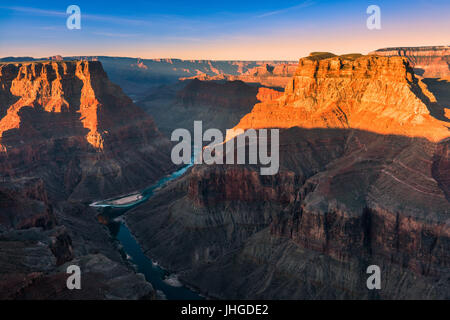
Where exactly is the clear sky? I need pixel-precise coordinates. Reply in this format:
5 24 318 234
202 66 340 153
0 0 449 60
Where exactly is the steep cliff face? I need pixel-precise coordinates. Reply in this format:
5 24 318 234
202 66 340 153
371 46 450 78
126 54 450 299
0 61 176 200
178 79 260 110
0 60 172 299
180 63 298 89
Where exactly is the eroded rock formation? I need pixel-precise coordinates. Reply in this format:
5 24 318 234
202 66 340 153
229 53 449 142
0 60 176 200
0 60 175 299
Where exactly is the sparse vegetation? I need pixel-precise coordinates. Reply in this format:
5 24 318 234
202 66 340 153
305 52 365 62
306 52 337 61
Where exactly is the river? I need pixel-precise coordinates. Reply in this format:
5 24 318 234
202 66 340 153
91 156 204 300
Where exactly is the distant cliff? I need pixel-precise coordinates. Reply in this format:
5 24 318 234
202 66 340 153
180 63 298 89
370 46 450 78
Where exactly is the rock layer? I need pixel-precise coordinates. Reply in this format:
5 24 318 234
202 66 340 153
0 60 174 299
0 60 176 200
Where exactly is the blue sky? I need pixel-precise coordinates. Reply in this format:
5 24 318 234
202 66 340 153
0 0 449 59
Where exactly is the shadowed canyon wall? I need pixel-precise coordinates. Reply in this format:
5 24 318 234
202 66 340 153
138 79 275 137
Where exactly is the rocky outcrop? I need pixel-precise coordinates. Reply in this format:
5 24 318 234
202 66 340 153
0 60 173 299
256 87 284 102
371 46 450 78
0 60 176 200
229 53 449 142
125 53 450 299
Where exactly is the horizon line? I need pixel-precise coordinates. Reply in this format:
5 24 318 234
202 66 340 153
2 44 448 62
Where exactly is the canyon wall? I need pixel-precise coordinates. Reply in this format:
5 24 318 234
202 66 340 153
0 60 174 299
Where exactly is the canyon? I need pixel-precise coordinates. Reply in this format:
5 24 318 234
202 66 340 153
136 63 291 138
0 56 294 98
0 46 449 300
0 60 176 299
125 52 450 299
92 57 293 98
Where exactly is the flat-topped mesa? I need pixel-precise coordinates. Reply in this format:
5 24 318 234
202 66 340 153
0 60 159 151
230 53 450 142
293 53 414 81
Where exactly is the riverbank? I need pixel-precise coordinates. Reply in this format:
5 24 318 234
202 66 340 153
90 151 204 300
